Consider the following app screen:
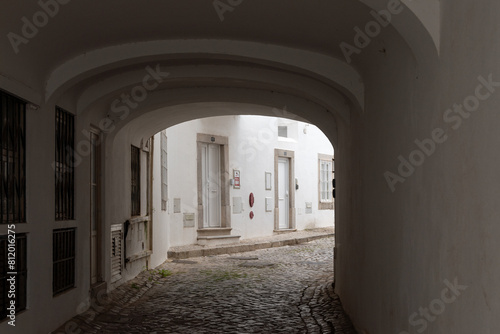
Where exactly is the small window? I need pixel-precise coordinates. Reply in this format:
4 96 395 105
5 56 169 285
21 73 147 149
0 233 27 320
0 91 26 225
160 131 168 211
318 155 334 210
53 228 75 296
55 107 75 221
131 145 141 216
278 126 288 138
320 160 333 202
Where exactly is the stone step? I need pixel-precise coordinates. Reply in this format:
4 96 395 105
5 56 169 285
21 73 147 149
197 227 233 237
273 228 297 234
167 233 334 259
197 235 241 246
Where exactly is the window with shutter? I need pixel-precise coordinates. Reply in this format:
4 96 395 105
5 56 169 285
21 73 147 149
110 225 122 283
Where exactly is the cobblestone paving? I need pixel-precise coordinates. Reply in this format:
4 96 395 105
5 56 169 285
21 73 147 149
53 237 357 334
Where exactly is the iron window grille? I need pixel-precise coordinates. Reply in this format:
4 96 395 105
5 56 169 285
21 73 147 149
0 233 27 320
0 91 26 225
53 228 76 296
55 107 75 221
131 145 141 216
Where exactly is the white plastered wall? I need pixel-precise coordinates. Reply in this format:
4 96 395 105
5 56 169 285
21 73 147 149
336 1 500 333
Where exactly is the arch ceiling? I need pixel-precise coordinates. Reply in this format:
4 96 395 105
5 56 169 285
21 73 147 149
0 0 439 125
117 101 337 148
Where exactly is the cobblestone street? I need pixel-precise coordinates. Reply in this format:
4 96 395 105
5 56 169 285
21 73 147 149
54 237 356 334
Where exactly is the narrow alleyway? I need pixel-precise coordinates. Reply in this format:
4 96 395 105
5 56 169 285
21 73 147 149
53 237 356 334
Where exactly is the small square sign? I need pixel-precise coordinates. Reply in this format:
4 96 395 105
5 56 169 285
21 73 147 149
233 170 240 189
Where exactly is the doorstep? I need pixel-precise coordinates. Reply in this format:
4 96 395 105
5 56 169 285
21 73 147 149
197 235 241 246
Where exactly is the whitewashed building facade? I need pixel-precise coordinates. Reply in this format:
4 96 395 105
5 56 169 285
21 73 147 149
151 115 334 249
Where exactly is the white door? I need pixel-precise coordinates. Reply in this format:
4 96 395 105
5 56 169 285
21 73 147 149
201 143 221 228
278 158 289 229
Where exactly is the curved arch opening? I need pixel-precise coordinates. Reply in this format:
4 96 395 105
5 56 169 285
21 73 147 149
99 102 339 306
103 100 338 235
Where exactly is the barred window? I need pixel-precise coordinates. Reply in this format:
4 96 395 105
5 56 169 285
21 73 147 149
1 233 27 320
53 228 75 296
160 131 168 211
131 146 141 216
55 107 75 221
0 91 26 224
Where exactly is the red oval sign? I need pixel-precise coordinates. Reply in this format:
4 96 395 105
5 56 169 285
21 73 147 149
249 193 254 207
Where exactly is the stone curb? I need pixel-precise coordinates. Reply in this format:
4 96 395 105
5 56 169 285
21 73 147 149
167 233 334 259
